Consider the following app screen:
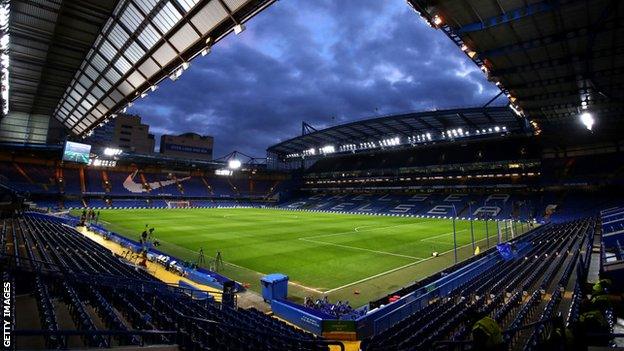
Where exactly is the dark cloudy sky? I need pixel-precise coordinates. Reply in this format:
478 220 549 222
129 0 505 158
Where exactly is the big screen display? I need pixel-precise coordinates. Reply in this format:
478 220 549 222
62 141 92 164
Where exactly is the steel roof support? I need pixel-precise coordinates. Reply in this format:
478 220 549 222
455 1 556 34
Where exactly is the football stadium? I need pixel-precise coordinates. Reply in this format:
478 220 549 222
1 0 624 350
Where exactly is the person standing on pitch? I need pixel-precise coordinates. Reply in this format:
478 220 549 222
198 247 205 264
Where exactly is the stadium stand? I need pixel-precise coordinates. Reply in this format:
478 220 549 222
359 218 595 350
4 214 333 350
0 158 282 211
279 192 544 222
3 0 624 349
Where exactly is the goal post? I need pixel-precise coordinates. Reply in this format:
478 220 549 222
166 200 191 209
497 219 515 242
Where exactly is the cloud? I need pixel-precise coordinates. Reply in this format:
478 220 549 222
129 0 503 157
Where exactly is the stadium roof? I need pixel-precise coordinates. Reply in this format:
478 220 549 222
7 0 276 136
408 0 624 134
267 106 528 157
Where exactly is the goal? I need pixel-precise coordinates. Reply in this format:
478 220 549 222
497 219 516 242
166 200 191 209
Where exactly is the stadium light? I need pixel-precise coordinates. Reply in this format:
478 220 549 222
234 23 246 34
103 147 123 156
580 112 594 131
228 159 242 169
320 145 335 154
432 14 443 26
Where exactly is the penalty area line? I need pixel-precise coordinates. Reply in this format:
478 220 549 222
323 259 424 294
324 236 493 295
420 229 468 242
298 238 423 260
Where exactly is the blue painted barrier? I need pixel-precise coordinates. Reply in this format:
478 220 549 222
271 299 326 335
179 280 214 301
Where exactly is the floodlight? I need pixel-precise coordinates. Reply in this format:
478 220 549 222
432 15 443 26
228 159 242 169
103 147 123 156
234 24 246 34
580 112 594 131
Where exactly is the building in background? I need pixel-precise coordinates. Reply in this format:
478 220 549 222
88 113 155 154
160 132 214 161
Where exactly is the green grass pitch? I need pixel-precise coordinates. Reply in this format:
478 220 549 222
85 207 530 305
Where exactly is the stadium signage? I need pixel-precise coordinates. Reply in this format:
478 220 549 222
287 201 307 208
444 194 468 202
485 194 510 203
378 194 392 201
356 204 373 212
322 320 356 333
164 143 212 155
330 202 354 211
390 204 415 213
428 205 455 215
408 194 430 201
473 206 502 217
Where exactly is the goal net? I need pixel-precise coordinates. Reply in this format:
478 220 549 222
166 200 191 209
497 219 517 242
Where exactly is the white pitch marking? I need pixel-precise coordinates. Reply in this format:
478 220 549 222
305 221 432 240
420 229 468 242
299 238 423 260
225 261 325 294
323 259 424 294
323 236 491 294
